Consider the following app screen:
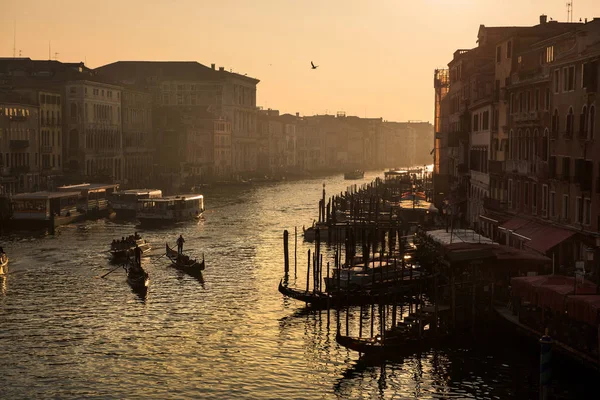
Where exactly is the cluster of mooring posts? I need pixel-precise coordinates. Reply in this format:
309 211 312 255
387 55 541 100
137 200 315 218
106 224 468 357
278 169 589 393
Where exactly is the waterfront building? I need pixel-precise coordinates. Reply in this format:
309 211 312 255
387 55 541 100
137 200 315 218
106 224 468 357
65 80 123 181
436 16 600 277
0 91 40 193
121 87 154 187
96 61 259 176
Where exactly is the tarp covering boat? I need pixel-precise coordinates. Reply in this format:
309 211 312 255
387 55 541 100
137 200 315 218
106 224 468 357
566 295 600 326
511 275 597 313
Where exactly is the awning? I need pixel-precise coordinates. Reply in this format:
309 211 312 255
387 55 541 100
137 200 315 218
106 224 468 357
524 225 575 254
499 217 529 231
499 218 575 254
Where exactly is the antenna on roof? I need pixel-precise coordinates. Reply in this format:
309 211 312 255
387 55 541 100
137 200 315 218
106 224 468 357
566 0 573 22
13 21 16 58
54 52 59 61
49 41 51 60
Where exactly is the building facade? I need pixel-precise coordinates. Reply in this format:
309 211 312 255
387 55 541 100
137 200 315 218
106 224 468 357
121 88 153 187
64 80 123 181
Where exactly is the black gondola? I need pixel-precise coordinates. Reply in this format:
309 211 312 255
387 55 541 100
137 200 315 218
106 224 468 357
278 280 414 308
125 259 149 296
166 243 205 276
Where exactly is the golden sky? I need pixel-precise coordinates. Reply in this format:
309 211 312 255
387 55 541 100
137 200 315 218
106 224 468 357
1 0 598 122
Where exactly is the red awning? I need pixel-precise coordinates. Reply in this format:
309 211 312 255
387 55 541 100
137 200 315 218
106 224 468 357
567 295 600 326
499 217 529 231
523 225 575 254
499 218 575 254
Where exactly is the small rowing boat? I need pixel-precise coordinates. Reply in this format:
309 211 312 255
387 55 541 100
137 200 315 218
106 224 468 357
126 260 149 296
110 235 151 260
166 243 205 276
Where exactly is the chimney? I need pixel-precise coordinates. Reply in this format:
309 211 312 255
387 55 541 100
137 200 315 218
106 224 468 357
219 67 224 72
296 112 300 117
540 14 547 24
211 63 215 70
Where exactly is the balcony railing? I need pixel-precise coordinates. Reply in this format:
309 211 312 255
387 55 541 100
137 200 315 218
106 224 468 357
10 166 30 175
41 146 53 154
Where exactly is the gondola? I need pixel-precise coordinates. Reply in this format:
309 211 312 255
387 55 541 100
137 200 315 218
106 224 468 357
278 280 415 308
166 243 205 276
0 252 8 275
110 236 151 260
126 260 150 296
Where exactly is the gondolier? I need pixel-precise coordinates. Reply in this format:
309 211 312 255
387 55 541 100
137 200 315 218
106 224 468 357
134 244 142 268
176 235 185 255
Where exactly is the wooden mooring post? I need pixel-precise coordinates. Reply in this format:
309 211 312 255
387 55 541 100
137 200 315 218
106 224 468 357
283 230 289 282
294 226 297 278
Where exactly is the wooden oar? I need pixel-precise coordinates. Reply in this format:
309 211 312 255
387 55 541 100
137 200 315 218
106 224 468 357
99 264 123 279
151 254 166 265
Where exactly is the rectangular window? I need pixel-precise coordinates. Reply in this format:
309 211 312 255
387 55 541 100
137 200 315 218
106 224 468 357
496 46 501 63
563 68 568 92
524 182 529 208
482 111 489 130
534 89 540 111
554 70 560 93
532 183 538 214
562 194 569 220
562 157 571 180
576 197 583 224
568 65 575 91
546 46 554 63
545 88 550 110
519 92 524 112
550 191 556 217
508 179 513 209
584 199 591 225
526 91 531 112
507 41 512 58
510 93 515 113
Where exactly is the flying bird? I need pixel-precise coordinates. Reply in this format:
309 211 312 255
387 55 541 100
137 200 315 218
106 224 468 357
311 61 318 70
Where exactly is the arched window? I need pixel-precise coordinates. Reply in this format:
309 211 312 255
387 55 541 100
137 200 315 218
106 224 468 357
517 129 523 160
525 129 531 160
542 128 549 162
590 105 596 140
533 129 539 159
509 130 514 159
552 109 559 135
566 107 574 136
580 105 588 137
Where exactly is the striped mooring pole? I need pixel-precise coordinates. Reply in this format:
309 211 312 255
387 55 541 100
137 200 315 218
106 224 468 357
539 328 553 400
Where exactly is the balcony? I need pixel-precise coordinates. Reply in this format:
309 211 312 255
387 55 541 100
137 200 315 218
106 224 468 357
9 140 29 149
488 160 505 175
457 163 469 175
41 146 53 154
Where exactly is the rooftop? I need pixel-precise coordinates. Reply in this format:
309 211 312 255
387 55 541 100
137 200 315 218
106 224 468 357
12 191 80 200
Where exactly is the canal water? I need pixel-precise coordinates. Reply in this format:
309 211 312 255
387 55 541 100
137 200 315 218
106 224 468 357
0 172 598 399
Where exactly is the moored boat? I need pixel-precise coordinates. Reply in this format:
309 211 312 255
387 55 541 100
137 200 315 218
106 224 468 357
137 194 204 226
166 243 205 276
344 170 364 180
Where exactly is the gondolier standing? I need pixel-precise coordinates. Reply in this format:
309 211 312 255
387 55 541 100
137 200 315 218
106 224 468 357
134 244 142 268
177 235 185 255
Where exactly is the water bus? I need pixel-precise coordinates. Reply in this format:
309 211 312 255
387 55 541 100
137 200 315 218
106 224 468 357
110 189 162 218
10 191 83 229
137 194 204 226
